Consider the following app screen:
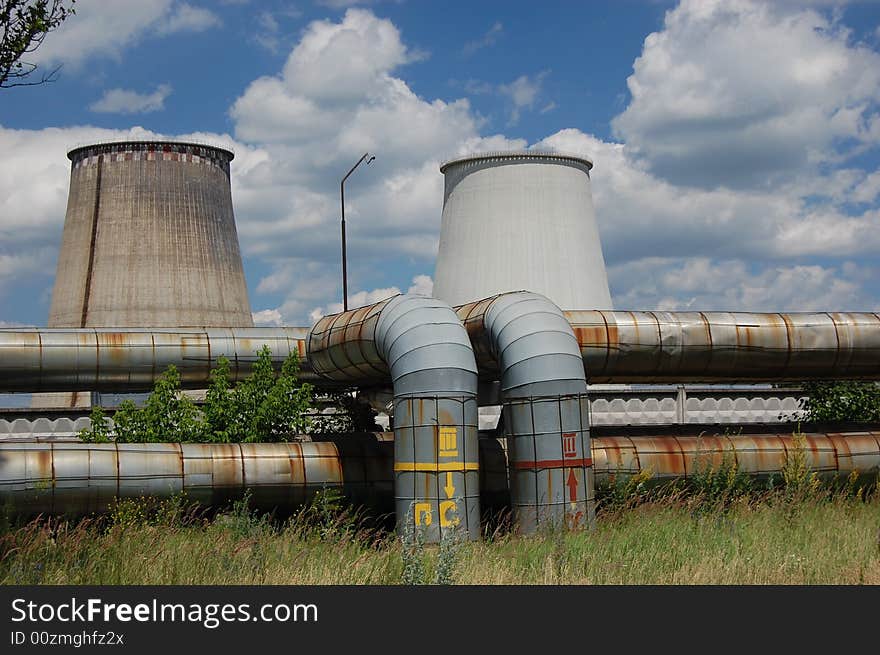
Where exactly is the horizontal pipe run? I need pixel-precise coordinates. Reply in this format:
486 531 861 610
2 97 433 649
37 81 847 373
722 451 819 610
591 431 880 486
564 310 880 383
1 309 879 393
0 437 394 518
0 327 316 392
1 430 878 518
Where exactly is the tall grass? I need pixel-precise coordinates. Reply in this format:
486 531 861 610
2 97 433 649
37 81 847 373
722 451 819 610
1 479 877 585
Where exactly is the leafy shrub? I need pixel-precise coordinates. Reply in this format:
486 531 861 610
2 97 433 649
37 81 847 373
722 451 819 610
798 380 880 423
79 346 314 443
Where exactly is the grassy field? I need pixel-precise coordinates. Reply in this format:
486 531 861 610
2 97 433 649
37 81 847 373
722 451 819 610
2 485 878 585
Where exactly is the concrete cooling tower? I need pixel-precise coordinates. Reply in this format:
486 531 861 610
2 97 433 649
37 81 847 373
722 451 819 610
433 151 613 310
48 140 253 328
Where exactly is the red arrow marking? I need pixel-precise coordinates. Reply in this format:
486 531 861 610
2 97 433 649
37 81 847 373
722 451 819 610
566 469 578 503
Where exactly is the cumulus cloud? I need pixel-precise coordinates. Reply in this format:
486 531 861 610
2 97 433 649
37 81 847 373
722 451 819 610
612 0 880 189
225 9 521 322
499 72 549 125
31 1 220 69
89 84 172 114
2 3 879 326
252 309 283 326
305 275 433 323
535 128 880 266
155 3 221 35
609 258 877 312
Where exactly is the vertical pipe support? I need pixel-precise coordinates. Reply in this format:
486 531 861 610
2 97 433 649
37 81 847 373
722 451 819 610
470 292 595 533
308 294 480 542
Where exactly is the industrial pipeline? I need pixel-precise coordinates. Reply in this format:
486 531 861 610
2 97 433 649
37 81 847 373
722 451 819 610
457 292 594 532
1 429 877 519
1 310 879 392
307 294 480 542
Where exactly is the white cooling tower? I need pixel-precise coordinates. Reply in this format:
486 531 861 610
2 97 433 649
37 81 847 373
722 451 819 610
433 151 613 310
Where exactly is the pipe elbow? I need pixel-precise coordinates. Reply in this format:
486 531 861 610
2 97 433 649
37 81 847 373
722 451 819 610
306 294 478 397
480 291 587 397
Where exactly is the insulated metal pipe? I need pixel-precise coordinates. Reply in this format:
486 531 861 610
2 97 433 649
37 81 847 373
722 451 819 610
0 438 394 518
1 311 879 392
590 431 880 486
0 327 315 392
458 292 594 533
564 310 880 383
307 295 480 542
3 430 876 519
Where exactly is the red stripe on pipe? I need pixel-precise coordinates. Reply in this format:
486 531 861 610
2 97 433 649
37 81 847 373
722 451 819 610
513 458 593 470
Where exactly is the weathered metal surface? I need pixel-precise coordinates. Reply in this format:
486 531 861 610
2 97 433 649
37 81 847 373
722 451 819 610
458 292 596 534
308 295 481 543
564 311 880 383
2 430 878 518
0 327 315 392
0 438 394 518
591 430 880 485
4 310 880 393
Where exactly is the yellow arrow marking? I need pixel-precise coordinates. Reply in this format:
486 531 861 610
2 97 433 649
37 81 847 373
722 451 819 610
444 472 455 498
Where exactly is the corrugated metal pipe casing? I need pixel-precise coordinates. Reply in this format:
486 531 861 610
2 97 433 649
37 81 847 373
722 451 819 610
308 295 480 542
0 327 312 392
0 438 394 518
590 432 880 486
564 311 880 383
460 292 595 533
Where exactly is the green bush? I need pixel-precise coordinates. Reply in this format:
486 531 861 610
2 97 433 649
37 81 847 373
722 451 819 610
79 346 315 443
798 380 880 423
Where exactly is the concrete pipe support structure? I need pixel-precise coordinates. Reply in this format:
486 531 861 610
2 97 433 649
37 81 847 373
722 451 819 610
458 291 594 533
307 295 480 542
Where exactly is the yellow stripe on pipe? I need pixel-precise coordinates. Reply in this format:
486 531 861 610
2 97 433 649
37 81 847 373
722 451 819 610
393 462 479 472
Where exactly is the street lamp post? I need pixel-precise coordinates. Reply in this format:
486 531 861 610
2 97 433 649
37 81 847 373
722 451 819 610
340 152 375 312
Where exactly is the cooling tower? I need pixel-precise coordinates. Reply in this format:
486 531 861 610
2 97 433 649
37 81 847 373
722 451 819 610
48 140 253 328
433 151 613 310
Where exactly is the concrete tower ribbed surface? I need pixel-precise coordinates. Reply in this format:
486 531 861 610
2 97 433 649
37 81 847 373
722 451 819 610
433 151 613 310
48 141 253 328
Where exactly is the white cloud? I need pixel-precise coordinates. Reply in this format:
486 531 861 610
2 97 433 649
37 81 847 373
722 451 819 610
536 127 880 265
3 5 879 327
609 258 877 312
156 3 221 35
612 0 880 189
226 9 523 322
499 72 549 125
407 274 433 297
252 309 283 326
462 22 503 57
306 275 433 323
31 1 220 69
89 84 172 114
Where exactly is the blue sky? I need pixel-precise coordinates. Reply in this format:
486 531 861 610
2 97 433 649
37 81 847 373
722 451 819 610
1 0 879 327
